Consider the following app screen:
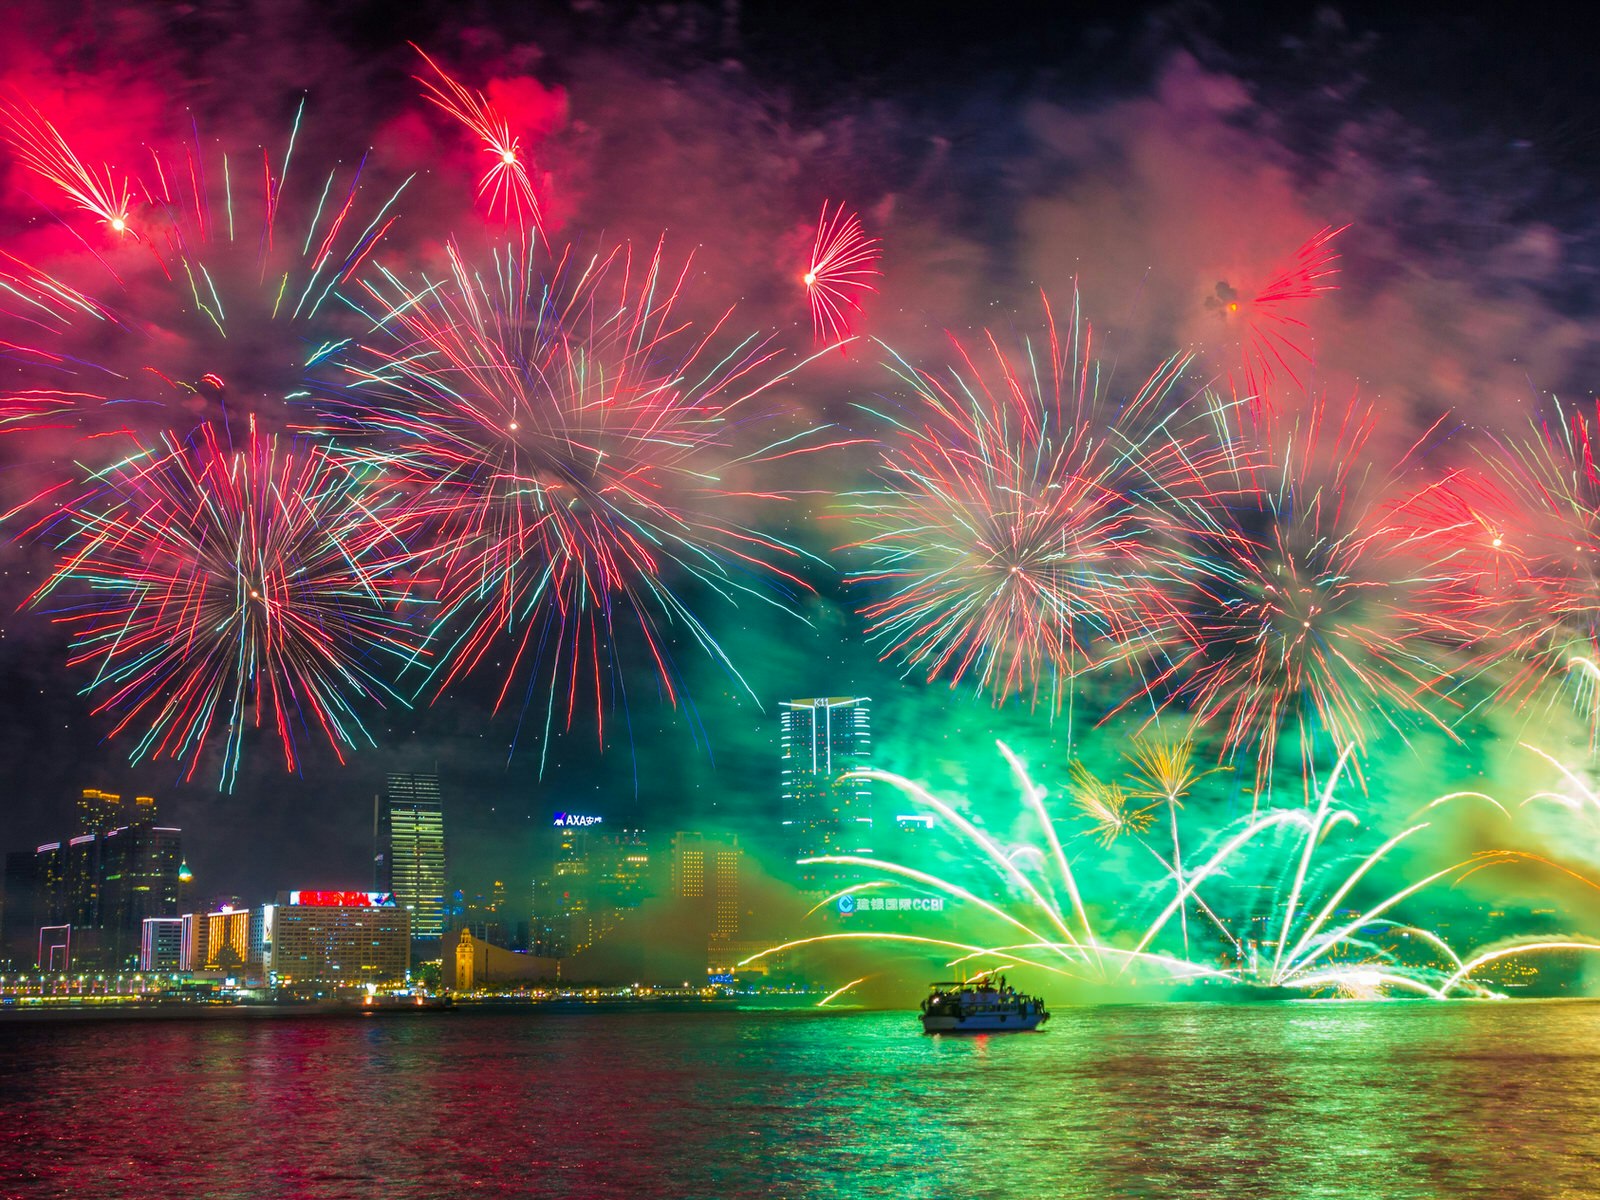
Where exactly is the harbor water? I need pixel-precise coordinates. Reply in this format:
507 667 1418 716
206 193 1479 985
2 1001 1597 1198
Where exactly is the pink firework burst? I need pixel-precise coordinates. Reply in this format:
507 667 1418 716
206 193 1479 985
846 293 1223 721
1400 400 1600 741
804 201 882 346
413 44 544 236
322 238 848 756
1144 395 1464 802
23 417 425 792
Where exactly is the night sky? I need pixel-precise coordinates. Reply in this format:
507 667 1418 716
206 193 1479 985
2 0 1599 906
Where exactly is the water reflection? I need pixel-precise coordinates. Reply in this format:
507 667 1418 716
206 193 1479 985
1 1003 1597 1198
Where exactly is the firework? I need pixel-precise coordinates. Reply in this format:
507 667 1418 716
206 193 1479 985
1123 734 1224 952
0 251 129 440
1070 761 1156 847
1401 400 1600 742
740 741 1570 999
846 294 1222 726
1140 395 1465 802
0 95 134 236
25 418 422 791
0 95 411 439
1208 225 1345 418
803 201 881 346
326 238 844 754
413 44 543 235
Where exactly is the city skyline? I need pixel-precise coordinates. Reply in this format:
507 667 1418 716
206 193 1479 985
2 3 1598 1197
0 0 1597 1003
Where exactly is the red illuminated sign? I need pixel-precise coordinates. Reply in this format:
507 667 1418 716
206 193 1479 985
287 890 395 908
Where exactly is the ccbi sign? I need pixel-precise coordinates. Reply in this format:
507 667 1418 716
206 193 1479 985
840 895 945 914
553 813 603 827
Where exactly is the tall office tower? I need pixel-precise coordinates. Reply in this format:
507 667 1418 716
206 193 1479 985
779 697 874 875
672 831 743 941
99 824 183 967
77 789 121 836
63 835 101 929
385 773 446 940
599 829 652 910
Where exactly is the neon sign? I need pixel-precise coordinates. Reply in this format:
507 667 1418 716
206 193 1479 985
842 896 944 913
287 890 396 908
553 813 603 827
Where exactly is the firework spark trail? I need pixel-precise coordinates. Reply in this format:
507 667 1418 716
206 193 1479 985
803 201 881 346
1404 401 1600 743
846 294 1228 727
1135 394 1466 803
1515 741 1600 816
0 95 135 236
798 853 1081 964
327 237 852 758
1441 940 1600 995
1070 760 1156 847
760 741 1561 998
737 933 1089 980
1211 225 1345 418
0 251 134 442
815 977 867 1007
413 44 543 236
861 750 1097 954
23 417 423 791
0 94 412 445
1123 734 1222 954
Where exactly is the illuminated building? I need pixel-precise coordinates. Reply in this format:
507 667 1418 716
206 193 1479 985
100 824 183 967
530 816 652 958
262 891 410 985
672 831 743 972
449 929 556 990
779 697 873 879
1 803 182 970
180 912 209 972
141 917 184 971
63 835 101 930
203 908 262 974
77 789 158 836
385 774 447 940
890 812 937 860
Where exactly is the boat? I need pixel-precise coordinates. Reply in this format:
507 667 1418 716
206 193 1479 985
919 978 1048 1033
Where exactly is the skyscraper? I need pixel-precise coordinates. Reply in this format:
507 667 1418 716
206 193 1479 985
385 773 446 940
779 696 874 875
672 831 743 943
99 823 183 967
140 917 184 972
530 817 652 958
76 789 157 836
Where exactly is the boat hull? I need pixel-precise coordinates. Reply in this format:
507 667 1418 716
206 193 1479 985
921 1011 1047 1033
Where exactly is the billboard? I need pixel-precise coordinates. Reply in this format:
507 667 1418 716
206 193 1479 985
287 890 396 908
